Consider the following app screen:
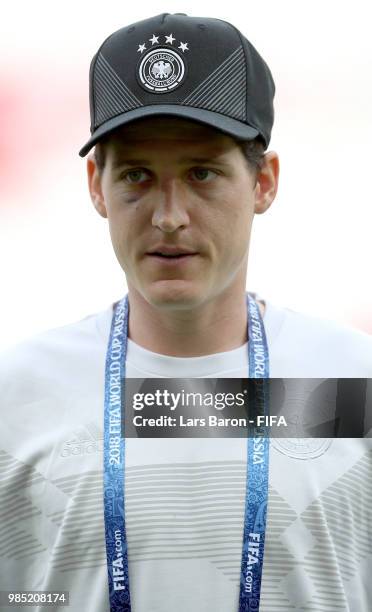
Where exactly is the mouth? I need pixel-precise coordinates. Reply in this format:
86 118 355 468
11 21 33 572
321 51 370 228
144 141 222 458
146 249 199 265
147 252 198 262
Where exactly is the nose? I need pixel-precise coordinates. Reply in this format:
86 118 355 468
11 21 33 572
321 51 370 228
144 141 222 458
151 179 190 233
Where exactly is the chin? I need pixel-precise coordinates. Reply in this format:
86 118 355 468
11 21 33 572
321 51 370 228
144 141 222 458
144 280 205 310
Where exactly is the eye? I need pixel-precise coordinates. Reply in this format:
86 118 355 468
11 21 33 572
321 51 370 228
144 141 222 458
189 168 218 182
122 169 151 184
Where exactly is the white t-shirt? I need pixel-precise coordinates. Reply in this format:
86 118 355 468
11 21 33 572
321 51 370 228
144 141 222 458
1 295 372 612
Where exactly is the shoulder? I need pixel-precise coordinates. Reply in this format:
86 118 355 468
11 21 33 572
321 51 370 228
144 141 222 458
265 299 372 377
0 305 112 407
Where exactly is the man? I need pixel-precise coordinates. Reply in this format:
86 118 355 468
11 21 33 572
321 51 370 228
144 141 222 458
1 12 372 612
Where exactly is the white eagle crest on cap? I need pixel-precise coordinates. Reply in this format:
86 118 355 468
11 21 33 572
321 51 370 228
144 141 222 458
152 60 172 80
137 33 189 93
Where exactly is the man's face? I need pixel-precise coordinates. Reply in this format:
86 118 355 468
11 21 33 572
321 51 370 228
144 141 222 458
88 117 278 310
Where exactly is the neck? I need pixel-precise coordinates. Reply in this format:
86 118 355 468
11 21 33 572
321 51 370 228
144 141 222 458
127 283 263 358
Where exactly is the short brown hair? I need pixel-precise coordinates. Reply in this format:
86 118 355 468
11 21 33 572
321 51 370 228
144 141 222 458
236 137 266 180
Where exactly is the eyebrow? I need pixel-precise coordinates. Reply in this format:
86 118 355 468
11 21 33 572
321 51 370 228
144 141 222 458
111 155 228 169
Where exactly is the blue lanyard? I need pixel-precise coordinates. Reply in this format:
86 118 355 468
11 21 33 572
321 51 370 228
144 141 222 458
103 293 270 612
240 294 270 611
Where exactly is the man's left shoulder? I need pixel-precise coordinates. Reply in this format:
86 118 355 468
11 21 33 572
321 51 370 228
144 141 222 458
268 301 372 377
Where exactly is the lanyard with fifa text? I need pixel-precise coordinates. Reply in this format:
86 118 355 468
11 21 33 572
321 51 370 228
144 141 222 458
103 292 270 612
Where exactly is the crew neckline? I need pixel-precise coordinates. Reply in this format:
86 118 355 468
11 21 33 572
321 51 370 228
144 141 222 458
126 335 249 377
94 292 287 377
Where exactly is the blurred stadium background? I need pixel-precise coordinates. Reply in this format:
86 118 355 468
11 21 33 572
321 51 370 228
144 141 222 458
1 0 371 349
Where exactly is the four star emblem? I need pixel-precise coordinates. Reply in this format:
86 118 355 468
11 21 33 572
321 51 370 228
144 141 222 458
137 33 190 53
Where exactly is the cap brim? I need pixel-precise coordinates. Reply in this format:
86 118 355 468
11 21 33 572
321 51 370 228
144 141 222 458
78 105 260 157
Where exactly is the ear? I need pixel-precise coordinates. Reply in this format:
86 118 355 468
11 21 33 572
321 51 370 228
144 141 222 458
254 151 279 215
87 153 108 219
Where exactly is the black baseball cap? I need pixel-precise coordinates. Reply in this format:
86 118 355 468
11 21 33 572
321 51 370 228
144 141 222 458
79 13 275 157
